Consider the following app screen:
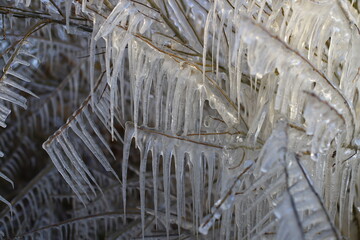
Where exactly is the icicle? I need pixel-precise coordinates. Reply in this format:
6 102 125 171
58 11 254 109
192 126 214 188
0 105 10 128
4 79 38 98
235 39 244 120
43 145 85 204
303 91 344 159
182 80 196 135
142 59 157 128
109 30 132 138
139 138 151 238
215 11 226 84
205 83 239 127
89 22 96 108
247 101 269 144
192 150 203 230
0 172 13 188
5 69 31 82
163 147 172 239
56 136 96 195
207 152 215 211
258 119 288 173
94 1 131 40
0 195 12 214
0 87 27 109
54 146 90 200
71 120 113 174
122 123 135 222
171 75 186 133
203 6 213 85
83 109 115 159
65 0 71 33
175 148 184 234
164 73 176 131
152 144 159 228
13 58 30 67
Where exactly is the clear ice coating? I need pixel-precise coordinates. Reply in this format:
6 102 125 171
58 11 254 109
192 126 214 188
10 0 359 239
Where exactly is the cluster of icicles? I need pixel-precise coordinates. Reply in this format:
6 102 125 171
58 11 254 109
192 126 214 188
34 0 360 239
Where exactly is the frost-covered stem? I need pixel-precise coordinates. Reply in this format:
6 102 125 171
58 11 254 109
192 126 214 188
136 125 223 149
43 71 106 146
294 154 340 240
0 20 50 81
283 160 305 240
199 164 252 231
279 121 305 239
49 0 64 18
304 91 345 122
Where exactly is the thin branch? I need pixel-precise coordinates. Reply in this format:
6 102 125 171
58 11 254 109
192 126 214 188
135 124 223 149
283 158 306 240
43 70 106 146
294 154 341 240
303 91 345 123
199 164 252 230
0 19 50 80
49 0 64 18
